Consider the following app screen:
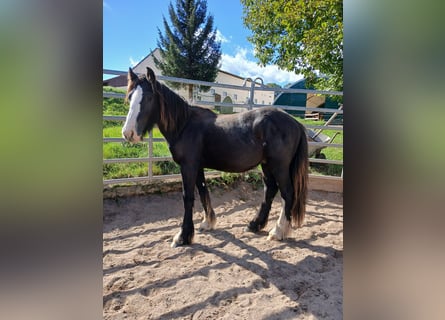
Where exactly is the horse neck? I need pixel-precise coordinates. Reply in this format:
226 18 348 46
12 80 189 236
156 84 190 143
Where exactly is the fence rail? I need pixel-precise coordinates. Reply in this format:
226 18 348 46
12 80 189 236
103 69 343 186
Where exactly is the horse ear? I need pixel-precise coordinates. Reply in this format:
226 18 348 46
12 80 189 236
128 67 138 81
146 67 156 83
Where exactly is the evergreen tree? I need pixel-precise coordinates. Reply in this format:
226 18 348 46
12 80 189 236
155 0 222 100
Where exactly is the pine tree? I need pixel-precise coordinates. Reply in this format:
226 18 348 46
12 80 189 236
155 0 222 101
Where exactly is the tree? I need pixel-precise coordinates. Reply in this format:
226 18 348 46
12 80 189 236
241 0 343 92
155 0 222 100
266 83 282 89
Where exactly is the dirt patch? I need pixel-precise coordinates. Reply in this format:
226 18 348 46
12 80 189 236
103 182 343 319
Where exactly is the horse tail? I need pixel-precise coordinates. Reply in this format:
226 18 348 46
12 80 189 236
290 124 309 228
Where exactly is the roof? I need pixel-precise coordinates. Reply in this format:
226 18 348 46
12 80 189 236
103 75 127 87
103 48 260 88
274 78 307 103
273 78 342 119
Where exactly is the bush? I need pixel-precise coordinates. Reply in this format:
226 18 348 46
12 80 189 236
157 161 181 175
103 163 148 179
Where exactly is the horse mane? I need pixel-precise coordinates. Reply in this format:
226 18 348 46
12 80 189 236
153 80 190 138
126 72 211 140
125 74 145 104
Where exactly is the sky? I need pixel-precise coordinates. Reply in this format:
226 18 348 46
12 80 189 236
103 0 303 86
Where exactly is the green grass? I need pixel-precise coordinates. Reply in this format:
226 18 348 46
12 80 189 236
103 163 149 179
300 118 343 176
103 126 123 138
102 127 179 179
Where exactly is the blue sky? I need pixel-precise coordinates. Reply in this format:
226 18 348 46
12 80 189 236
103 0 302 85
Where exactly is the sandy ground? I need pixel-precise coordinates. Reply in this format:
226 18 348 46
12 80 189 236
103 182 343 319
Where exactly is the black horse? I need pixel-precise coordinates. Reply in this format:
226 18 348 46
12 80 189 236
122 67 308 247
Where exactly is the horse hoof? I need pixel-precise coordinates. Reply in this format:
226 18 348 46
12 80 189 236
171 230 194 247
198 219 216 232
171 231 183 248
244 221 261 233
267 226 286 241
267 233 282 241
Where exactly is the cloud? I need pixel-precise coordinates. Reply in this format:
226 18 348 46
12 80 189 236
195 29 229 44
215 30 229 44
220 47 302 86
103 1 111 10
129 56 144 67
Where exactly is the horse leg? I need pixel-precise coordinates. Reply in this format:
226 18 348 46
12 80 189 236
268 168 294 241
246 164 278 232
196 168 216 231
171 164 198 248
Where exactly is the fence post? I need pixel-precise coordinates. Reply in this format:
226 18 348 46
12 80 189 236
148 131 153 181
248 77 263 110
248 80 255 110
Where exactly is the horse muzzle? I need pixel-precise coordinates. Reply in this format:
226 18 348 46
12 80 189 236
122 129 142 143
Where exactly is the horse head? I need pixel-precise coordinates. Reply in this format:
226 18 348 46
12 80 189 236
122 67 160 143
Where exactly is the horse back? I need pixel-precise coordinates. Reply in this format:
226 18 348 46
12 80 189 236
171 107 304 172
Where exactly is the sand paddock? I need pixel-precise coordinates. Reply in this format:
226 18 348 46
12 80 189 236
103 182 343 319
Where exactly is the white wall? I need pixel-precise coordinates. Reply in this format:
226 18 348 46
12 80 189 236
132 49 274 106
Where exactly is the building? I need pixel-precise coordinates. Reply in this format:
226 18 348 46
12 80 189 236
103 48 274 109
273 78 342 121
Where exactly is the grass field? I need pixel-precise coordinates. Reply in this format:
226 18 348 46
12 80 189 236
103 87 343 180
302 119 343 176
